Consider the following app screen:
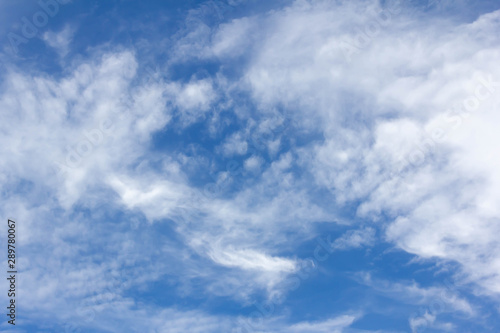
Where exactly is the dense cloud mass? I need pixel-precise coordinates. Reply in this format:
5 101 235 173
0 0 499 332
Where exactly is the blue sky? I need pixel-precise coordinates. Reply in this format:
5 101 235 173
1 0 500 332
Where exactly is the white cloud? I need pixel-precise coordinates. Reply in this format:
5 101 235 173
331 227 376 250
43 24 75 58
198 0 500 299
285 315 357 333
244 155 264 172
357 273 475 316
167 78 216 111
221 131 248 156
212 17 254 57
409 312 454 333
3 0 500 331
208 247 296 273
